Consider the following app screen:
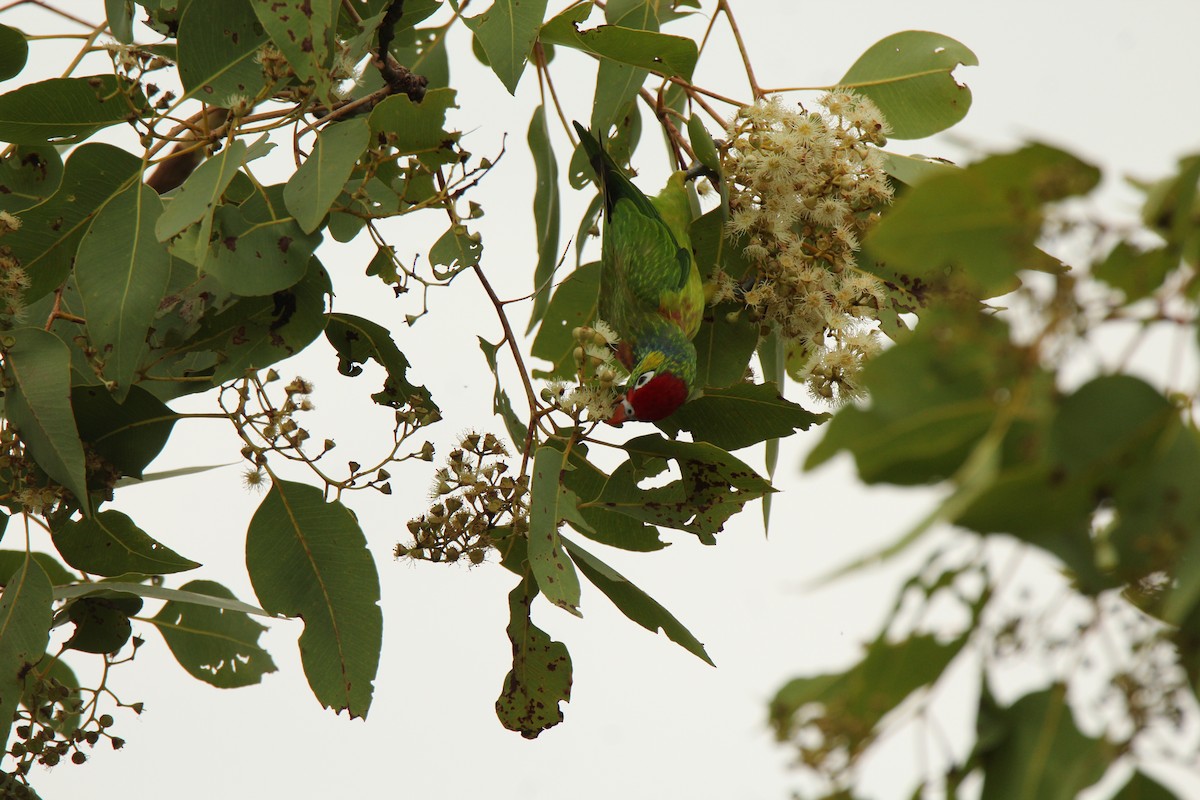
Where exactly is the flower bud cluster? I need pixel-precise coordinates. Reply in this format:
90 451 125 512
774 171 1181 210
718 92 893 403
7 671 128 782
541 321 622 422
397 431 526 566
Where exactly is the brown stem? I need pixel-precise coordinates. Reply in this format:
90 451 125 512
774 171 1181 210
717 0 763 100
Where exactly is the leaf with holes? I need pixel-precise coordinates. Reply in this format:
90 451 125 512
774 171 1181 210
325 312 437 411
251 0 338 103
51 510 200 577
495 571 572 738
152 579 277 688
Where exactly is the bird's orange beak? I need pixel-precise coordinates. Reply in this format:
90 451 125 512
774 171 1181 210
605 402 627 426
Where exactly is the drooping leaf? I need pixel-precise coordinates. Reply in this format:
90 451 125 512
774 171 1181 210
528 446 582 615
838 31 978 140
454 0 549 94
154 135 274 244
0 23 27 80
0 557 53 753
563 535 711 664
75 182 172 401
325 312 437 411
51 510 200 577
0 145 60 214
1093 241 1178 303
547 438 667 551
72 385 178 479
588 0 659 136
105 0 135 43
526 105 561 333
246 480 382 717
478 336 528 448
531 261 600 378
976 684 1113 800
368 88 460 167
2 328 90 512
0 75 148 145
284 117 370 233
867 144 1100 298
55 581 271 618
540 3 697 80
659 382 826 451
9 143 141 303
178 0 270 102
151 579 277 688
495 570 572 738
251 0 338 103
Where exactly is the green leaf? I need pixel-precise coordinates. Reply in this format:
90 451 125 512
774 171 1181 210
246 479 382 717
495 570 572 738
540 3 697 80
55 581 272 618
867 144 1100 298
1111 772 1181 800
0 145 62 214
178 0 269 102
528 446 582 615
3 328 90 512
587 0 659 136
1093 241 1178 302
478 336 528 448
526 105 561 333
64 590 142 654
203 197 321 296
687 113 721 177
284 117 370 234
838 31 978 140
659 382 825 451
105 0 135 44
368 88 459 167
75 182 172 401
770 633 966 746
0 551 75 586
0 24 27 80
455 0 548 94
51 510 200 577
428 223 482 278
976 684 1112 800
0 557 53 753
805 304 1016 485
155 135 273 243
690 302 760 389
72 385 178 480
880 151 958 186
251 0 338 103
594 434 774 542
325 312 437 411
8 143 141 304
151 579 277 688
0 75 147 145
531 261 600 378
562 535 711 664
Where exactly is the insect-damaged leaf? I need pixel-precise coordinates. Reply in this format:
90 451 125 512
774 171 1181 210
325 312 437 412
591 434 774 544
495 570 572 738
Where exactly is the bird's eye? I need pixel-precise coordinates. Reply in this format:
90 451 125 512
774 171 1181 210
621 398 636 419
633 370 655 390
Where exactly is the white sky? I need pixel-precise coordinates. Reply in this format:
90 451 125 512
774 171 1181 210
9 1 1200 798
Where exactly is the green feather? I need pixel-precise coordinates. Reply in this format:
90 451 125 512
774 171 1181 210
574 122 704 400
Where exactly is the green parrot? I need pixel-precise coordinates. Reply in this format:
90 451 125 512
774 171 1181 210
574 122 704 425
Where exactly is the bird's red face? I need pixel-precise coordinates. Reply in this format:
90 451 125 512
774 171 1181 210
605 370 689 425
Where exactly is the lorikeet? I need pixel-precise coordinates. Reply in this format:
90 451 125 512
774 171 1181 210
574 122 704 425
